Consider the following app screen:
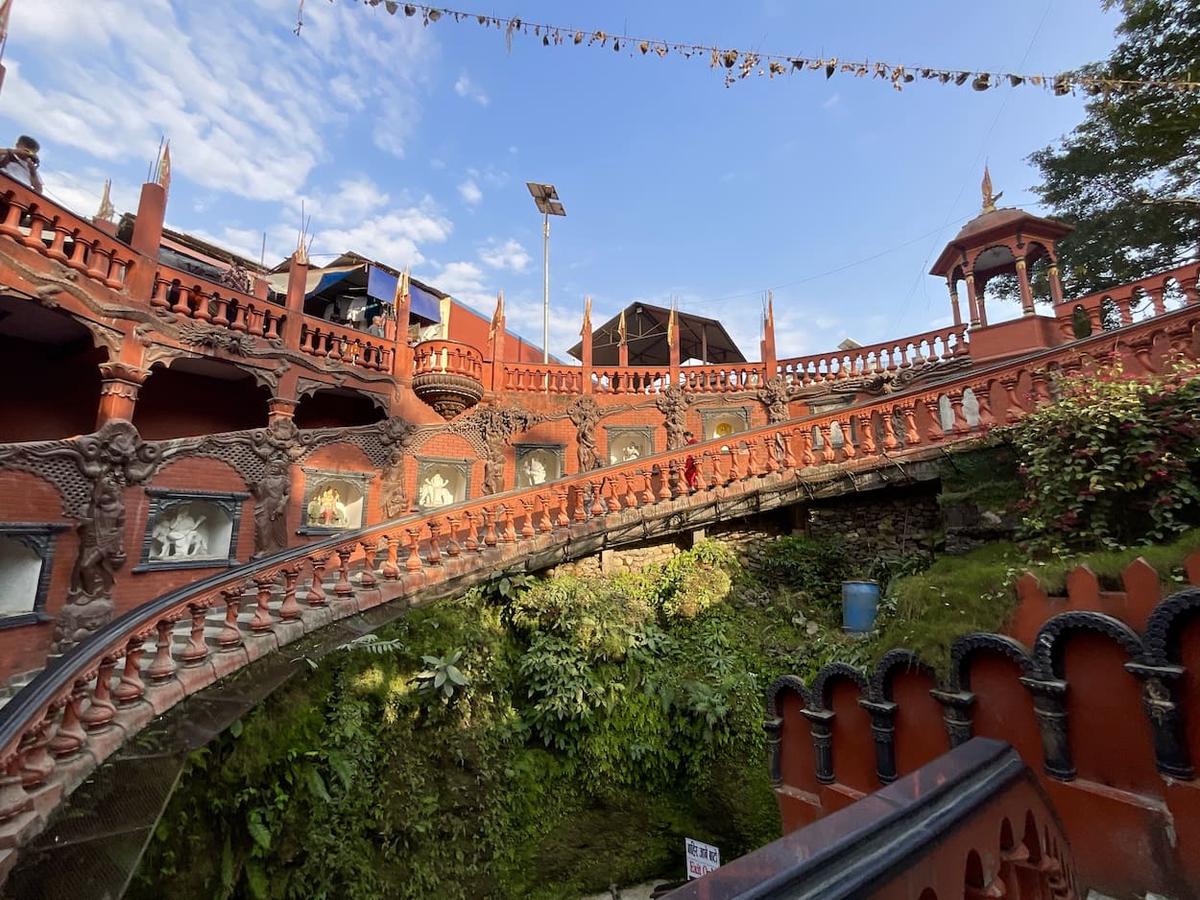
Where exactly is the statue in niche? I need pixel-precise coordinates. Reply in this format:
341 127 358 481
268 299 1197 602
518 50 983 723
379 417 415 519
621 442 642 462
307 486 349 528
419 472 455 508
757 375 797 424
655 385 691 450
483 442 506 495
151 505 210 559
522 455 548 486
252 459 291 557
567 396 603 471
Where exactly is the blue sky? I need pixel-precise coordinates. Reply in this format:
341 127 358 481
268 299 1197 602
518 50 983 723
2 0 1120 360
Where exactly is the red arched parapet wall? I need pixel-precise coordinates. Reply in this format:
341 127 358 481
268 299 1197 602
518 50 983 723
813 663 877 808
765 675 822 832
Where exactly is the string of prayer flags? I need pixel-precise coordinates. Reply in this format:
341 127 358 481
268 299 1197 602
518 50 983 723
305 0 1200 97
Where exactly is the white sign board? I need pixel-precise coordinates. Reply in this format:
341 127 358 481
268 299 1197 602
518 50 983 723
685 838 720 880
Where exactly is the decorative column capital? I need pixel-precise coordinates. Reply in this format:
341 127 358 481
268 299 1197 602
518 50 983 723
98 362 151 385
268 397 300 421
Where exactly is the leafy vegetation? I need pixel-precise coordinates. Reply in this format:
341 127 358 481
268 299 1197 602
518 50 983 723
1006 363 1200 550
1029 0 1200 297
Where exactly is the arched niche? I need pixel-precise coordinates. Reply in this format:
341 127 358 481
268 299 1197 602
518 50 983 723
515 445 563 487
415 457 470 510
605 426 655 465
135 489 248 571
0 525 66 626
298 469 373 533
0 296 104 441
699 407 749 442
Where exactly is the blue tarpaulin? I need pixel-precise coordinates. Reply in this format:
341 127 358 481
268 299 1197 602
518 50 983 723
367 266 440 323
307 268 353 297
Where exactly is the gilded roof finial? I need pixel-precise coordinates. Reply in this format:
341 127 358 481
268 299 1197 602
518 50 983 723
96 178 116 223
981 164 1003 213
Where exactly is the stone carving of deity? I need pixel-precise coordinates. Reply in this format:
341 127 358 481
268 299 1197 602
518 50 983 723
621 442 641 462
151 505 210 559
307 486 349 527
523 456 548 486
419 472 455 508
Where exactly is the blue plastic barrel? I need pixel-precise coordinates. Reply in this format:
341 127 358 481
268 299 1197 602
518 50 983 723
842 580 881 633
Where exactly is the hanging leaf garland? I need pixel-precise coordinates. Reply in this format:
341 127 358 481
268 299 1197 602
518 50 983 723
302 0 1200 97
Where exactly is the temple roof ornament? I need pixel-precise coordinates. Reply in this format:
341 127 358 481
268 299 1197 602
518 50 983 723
981 164 1003 214
95 178 116 223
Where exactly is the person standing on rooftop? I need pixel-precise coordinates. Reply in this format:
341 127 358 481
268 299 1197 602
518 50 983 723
0 135 42 193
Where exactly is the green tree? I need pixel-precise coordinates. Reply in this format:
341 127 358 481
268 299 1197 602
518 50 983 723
1029 0 1200 297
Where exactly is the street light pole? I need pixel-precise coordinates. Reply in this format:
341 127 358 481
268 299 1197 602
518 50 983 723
526 182 565 365
542 209 550 364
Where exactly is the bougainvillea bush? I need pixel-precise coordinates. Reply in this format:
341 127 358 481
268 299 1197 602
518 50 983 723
1009 361 1200 551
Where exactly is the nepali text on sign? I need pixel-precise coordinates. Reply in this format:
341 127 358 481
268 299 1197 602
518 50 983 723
685 838 720 880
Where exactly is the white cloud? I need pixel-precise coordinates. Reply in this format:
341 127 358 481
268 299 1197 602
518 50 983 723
425 259 494 309
479 238 531 272
457 178 483 205
2 0 436 202
453 71 489 106
311 202 453 267
38 168 139 221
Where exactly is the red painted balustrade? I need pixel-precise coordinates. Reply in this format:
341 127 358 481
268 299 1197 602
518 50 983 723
298 315 392 372
0 297 1196 867
499 361 586 393
0 178 137 292
151 263 286 339
776 322 969 385
412 339 485 381
1055 259 1200 340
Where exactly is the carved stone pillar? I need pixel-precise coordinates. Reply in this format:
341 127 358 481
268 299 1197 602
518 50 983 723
764 716 784 787
96 362 150 427
1126 661 1193 779
948 281 963 327
1047 263 1065 305
965 272 982 328
859 699 898 784
1021 676 1074 780
801 707 836 784
931 688 976 747
1016 257 1035 316
268 397 299 423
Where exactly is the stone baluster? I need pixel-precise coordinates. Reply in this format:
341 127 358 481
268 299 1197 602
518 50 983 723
19 207 45 250
405 528 424 571
426 521 443 565
45 221 68 262
519 500 536 537
150 278 172 309
180 602 212 661
1030 371 1054 406
585 480 604 515
0 759 31 824
248 575 275 632
879 410 900 450
605 479 622 512
379 537 400 580
445 515 464 555
950 392 971 434
839 423 857 460
49 688 87 759
463 512 480 551
147 618 179 681
277 566 301 621
501 505 517 542
301 555 328 604
620 473 637 508
360 540 379 585
551 490 568 528
819 426 836 463
483 508 499 546
858 415 877 456
725 447 742 483
217 586 245 647
211 294 230 327
170 283 192 317
113 637 147 704
0 194 25 238
798 429 814 467
922 397 946 438
17 712 56 788
333 547 354 595
80 658 117 732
